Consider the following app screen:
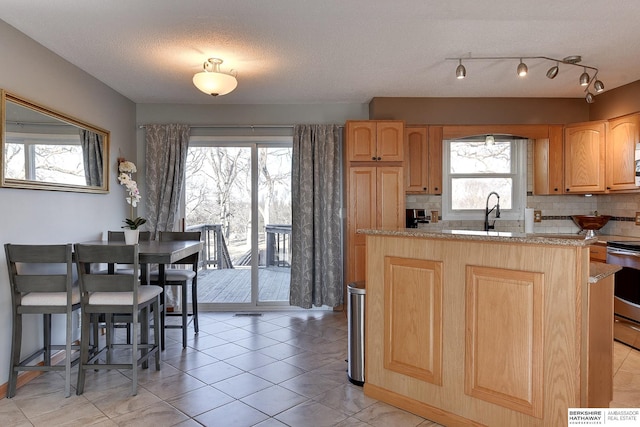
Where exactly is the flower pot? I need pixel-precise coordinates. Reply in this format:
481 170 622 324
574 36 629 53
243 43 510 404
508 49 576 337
124 229 139 245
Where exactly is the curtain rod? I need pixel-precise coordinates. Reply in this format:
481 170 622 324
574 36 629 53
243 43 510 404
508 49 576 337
139 124 294 129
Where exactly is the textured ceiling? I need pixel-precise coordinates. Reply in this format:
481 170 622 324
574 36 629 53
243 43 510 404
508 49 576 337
2 0 640 105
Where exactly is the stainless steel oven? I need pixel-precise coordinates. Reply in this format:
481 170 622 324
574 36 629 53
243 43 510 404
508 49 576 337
607 241 640 350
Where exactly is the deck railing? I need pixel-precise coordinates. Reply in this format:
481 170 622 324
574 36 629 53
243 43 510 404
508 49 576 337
186 223 292 269
186 224 233 269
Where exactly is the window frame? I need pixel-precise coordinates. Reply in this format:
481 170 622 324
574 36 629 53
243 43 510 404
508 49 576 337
442 137 527 221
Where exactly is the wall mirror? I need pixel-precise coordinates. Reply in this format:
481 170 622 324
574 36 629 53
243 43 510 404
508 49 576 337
0 89 109 193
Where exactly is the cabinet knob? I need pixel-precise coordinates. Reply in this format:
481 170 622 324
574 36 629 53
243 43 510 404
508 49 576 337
607 187 611 190
377 157 382 161
423 187 427 191
434 187 438 191
554 188 558 192
566 188 570 192
371 156 376 161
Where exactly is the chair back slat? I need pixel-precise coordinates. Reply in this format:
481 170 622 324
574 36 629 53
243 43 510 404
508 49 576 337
108 231 153 242
4 244 74 296
75 244 139 294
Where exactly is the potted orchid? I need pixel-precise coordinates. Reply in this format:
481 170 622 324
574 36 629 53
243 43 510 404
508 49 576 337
117 159 146 243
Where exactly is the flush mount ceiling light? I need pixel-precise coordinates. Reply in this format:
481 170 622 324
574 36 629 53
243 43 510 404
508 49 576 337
192 58 238 96
445 54 604 103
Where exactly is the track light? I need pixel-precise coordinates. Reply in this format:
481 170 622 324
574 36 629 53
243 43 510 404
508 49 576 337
456 60 466 79
446 55 604 103
517 59 528 77
579 67 590 86
594 80 605 93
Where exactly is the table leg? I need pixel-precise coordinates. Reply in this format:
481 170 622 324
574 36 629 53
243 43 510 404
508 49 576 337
159 264 166 351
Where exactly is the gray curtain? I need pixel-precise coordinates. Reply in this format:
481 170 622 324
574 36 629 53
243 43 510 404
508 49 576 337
80 129 104 187
144 124 190 235
290 124 343 308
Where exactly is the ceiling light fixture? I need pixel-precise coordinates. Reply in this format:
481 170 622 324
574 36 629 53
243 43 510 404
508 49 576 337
456 59 466 79
192 58 238 96
579 67 590 86
546 62 559 79
485 135 495 146
517 59 528 77
445 55 604 103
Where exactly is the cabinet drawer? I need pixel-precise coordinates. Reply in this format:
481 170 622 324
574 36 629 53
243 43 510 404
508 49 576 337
590 245 607 262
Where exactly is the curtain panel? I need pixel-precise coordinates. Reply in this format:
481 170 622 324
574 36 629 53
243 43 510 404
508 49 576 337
80 129 104 187
144 124 190 236
290 124 343 308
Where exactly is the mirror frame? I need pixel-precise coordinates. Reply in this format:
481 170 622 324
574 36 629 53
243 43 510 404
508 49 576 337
0 89 110 193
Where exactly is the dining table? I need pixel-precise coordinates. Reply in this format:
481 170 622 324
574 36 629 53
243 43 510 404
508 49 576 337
82 239 204 350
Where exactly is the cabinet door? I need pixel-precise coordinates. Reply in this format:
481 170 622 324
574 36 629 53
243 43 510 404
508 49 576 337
376 167 405 229
564 121 606 193
405 127 429 193
533 125 564 195
346 121 377 162
427 126 443 194
376 122 404 161
348 167 377 283
607 114 639 191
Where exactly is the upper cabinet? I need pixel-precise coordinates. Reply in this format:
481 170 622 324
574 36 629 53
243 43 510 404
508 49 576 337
346 120 404 162
564 121 607 193
533 125 564 195
606 113 640 192
405 126 442 194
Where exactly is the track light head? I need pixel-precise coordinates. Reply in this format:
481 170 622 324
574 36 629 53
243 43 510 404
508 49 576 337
517 59 528 77
456 60 466 79
580 68 590 86
546 64 559 79
594 80 605 93
585 92 595 103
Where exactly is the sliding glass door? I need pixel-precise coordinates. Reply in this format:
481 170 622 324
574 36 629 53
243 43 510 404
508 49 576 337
184 137 292 310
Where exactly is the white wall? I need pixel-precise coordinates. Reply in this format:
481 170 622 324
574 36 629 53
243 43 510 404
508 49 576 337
0 20 136 384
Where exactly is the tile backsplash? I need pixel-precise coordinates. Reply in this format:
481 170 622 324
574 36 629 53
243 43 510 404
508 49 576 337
406 193 640 237
406 142 640 237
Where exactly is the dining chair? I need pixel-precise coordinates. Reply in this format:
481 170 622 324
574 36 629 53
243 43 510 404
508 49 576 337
4 243 80 398
150 231 201 348
74 243 162 396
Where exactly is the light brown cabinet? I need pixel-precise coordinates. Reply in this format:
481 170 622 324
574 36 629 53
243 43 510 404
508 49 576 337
606 113 640 192
405 126 442 194
533 125 564 194
564 121 607 193
364 232 613 426
346 121 404 162
344 120 405 285
347 167 404 283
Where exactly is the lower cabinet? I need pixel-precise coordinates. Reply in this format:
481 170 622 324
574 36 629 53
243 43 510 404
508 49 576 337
364 234 611 427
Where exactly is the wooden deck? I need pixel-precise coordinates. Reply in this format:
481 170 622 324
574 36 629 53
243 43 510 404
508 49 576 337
194 266 291 304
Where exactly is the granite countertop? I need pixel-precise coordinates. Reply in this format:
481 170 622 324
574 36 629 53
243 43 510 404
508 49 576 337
589 262 622 283
358 228 597 247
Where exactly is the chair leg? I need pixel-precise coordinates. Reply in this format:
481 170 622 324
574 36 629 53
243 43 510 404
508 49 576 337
131 310 139 396
192 277 199 333
160 289 166 351
181 282 187 348
76 309 91 395
43 313 52 366
141 306 149 370
64 310 73 398
7 312 22 398
153 297 161 371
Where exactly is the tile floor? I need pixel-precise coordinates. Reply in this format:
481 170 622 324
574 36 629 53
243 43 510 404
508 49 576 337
0 310 442 427
2 310 639 426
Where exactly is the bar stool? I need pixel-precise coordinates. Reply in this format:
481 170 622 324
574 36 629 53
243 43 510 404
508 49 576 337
4 243 80 398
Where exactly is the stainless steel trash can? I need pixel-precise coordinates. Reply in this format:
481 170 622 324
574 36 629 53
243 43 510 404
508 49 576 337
347 281 366 386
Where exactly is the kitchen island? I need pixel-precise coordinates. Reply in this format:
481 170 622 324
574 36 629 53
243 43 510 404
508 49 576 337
361 229 620 427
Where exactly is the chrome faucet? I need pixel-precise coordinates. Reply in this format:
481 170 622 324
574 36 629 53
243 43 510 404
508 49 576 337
484 192 501 231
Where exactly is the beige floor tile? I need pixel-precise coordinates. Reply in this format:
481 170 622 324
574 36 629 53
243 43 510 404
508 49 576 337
314 383 377 415
166 385 234 417
354 401 427 427
275 399 348 427
240 384 308 416
109 401 190 426
194 400 269 427
211 372 272 399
